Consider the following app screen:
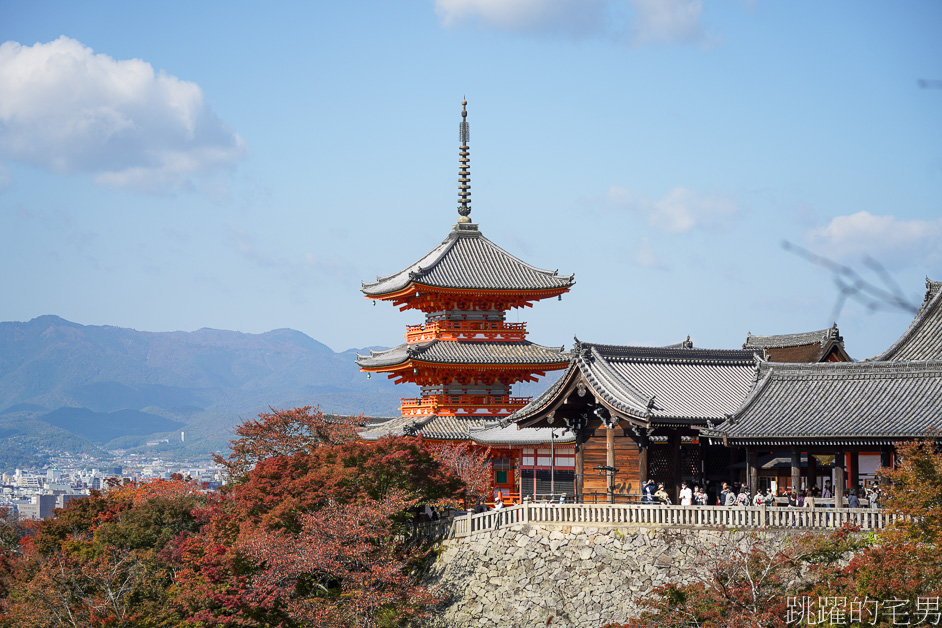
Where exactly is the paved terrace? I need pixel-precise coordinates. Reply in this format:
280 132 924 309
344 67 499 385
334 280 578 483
412 502 896 542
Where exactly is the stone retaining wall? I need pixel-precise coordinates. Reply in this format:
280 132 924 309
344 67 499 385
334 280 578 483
420 523 811 628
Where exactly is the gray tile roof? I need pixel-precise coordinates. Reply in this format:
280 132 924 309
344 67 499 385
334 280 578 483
361 223 575 296
468 424 575 445
870 279 942 361
706 360 942 445
359 414 572 444
357 340 570 369
511 340 760 425
743 326 841 350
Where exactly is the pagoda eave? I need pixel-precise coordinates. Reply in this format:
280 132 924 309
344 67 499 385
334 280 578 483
365 283 571 312
359 360 567 386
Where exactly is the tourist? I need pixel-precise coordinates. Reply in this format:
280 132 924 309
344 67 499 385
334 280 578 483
724 486 737 506
796 491 805 507
736 486 750 506
642 479 655 504
718 482 730 506
654 483 670 505
803 489 815 508
694 485 708 505
847 489 860 509
679 482 692 505
822 481 833 499
764 488 775 507
787 492 798 507
753 489 764 507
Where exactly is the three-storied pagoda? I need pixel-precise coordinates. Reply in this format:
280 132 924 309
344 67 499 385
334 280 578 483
357 101 576 497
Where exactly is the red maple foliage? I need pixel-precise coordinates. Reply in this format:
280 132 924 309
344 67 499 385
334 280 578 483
234 435 464 531
0 407 475 627
240 489 436 628
212 405 361 483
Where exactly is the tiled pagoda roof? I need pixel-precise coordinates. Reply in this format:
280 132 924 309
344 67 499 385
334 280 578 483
359 414 574 444
356 339 569 369
361 223 575 297
704 360 942 445
870 279 942 361
511 340 760 426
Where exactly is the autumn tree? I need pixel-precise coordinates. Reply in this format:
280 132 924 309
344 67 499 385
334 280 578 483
424 441 492 505
212 405 361 483
240 490 436 628
2 479 206 627
878 436 942 546
234 436 464 531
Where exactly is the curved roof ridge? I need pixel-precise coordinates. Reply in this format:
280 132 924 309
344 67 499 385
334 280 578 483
767 358 942 378
506 363 578 424
361 226 574 296
870 278 942 361
743 325 841 349
705 360 774 432
361 231 459 289
357 338 571 369
580 346 654 414
577 340 756 364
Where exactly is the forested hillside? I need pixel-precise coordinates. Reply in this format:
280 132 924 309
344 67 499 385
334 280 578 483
0 316 414 463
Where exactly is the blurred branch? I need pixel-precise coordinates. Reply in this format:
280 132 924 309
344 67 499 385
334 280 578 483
781 241 919 322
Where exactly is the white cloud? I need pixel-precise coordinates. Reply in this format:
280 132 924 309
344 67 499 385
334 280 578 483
806 211 942 268
636 236 669 269
433 0 710 45
629 0 706 46
609 185 737 233
0 37 245 192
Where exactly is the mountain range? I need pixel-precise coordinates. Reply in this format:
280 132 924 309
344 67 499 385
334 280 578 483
0 315 417 469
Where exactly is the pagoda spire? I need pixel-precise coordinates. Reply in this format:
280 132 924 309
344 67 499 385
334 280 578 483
457 98 472 224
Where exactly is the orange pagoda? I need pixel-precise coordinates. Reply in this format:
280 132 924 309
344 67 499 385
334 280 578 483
358 101 576 500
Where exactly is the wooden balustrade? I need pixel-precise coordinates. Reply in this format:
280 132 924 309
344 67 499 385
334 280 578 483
408 502 898 542
405 320 528 342
400 394 532 416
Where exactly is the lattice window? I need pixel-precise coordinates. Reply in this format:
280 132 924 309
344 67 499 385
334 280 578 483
703 446 731 478
681 445 701 478
648 445 672 482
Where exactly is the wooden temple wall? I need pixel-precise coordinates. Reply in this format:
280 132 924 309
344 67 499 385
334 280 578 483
581 425 641 498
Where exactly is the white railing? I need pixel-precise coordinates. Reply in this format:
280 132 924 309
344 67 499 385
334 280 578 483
413 503 898 541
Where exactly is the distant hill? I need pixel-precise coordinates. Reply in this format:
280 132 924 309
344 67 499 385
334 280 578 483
0 316 415 467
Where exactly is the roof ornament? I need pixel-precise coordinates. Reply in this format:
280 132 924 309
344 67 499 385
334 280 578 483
682 335 693 349
457 98 472 224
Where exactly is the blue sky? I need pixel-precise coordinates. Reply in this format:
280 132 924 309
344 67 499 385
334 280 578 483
1 0 940 361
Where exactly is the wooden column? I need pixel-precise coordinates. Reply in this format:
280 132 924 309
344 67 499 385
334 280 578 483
670 432 682 500
746 448 759 495
807 453 818 490
606 426 615 503
833 449 845 507
880 446 893 485
638 433 649 485
790 447 801 493
574 427 584 503
849 451 860 495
